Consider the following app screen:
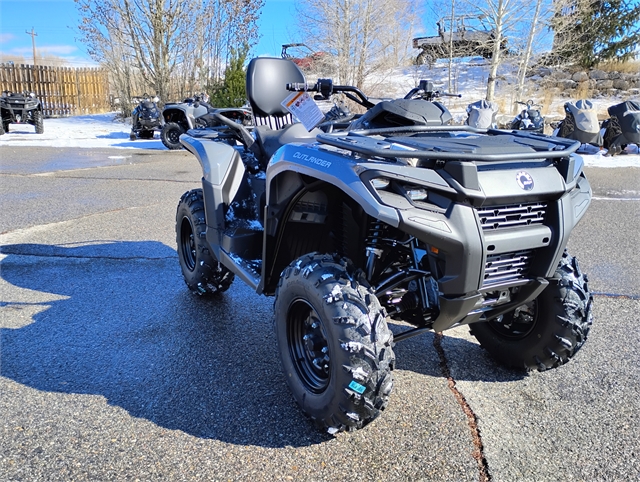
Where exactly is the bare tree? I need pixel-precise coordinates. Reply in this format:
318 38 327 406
75 0 262 109
296 0 420 88
465 0 528 101
514 0 546 104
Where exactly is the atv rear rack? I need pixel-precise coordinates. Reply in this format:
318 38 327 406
316 126 581 162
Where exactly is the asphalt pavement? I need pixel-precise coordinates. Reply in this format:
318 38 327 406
1 146 639 481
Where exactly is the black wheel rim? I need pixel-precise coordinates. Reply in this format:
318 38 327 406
287 299 331 393
179 216 197 271
487 300 537 339
169 128 181 143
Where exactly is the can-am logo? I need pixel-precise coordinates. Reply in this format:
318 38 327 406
516 171 534 191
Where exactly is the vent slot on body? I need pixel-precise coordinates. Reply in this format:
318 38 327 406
483 250 534 287
477 202 547 231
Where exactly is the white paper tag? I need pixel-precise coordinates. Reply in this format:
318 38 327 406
281 91 324 131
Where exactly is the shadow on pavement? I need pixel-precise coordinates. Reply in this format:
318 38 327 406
0 241 329 448
1 241 524 448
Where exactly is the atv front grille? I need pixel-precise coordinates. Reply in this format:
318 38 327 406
483 250 533 287
477 202 547 230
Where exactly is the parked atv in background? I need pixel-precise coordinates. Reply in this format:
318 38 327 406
174 57 593 434
161 93 252 150
601 100 640 156
161 93 214 149
510 100 544 134
553 99 602 149
0 90 44 135
465 99 498 129
130 94 163 140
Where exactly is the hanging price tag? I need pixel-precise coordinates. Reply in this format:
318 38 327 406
282 91 324 131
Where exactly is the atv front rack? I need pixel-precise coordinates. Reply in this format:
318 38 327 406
317 126 581 162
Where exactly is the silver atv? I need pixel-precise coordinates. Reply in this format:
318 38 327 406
161 93 251 149
174 57 594 434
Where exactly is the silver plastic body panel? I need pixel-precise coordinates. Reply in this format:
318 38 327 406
267 144 406 227
180 135 246 253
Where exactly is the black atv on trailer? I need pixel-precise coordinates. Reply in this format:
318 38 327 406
174 57 594 434
0 90 44 135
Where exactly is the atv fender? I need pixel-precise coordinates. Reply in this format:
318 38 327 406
180 135 246 257
163 106 195 129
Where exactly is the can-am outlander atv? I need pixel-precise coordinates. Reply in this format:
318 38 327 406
174 57 594 433
554 99 603 149
0 90 44 135
510 99 545 134
601 100 640 156
130 93 164 140
161 93 252 150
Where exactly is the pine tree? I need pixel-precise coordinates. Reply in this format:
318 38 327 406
208 44 250 108
551 0 640 68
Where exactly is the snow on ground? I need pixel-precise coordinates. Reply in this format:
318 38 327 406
1 98 639 168
0 113 165 151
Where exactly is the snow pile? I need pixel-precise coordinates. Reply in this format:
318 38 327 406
1 109 638 168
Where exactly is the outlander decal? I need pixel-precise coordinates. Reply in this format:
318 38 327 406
293 151 332 168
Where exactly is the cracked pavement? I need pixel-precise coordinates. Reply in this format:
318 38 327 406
1 146 639 481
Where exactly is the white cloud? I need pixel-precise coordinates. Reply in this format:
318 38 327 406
41 45 78 55
0 33 15 43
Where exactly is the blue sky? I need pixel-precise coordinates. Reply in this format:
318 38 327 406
0 0 299 66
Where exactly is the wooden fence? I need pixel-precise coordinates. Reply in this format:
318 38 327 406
0 63 111 117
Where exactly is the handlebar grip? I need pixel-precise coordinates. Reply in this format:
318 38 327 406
286 82 318 91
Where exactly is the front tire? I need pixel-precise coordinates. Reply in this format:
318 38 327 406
32 110 44 134
274 254 395 433
161 122 185 150
176 189 234 296
470 251 593 371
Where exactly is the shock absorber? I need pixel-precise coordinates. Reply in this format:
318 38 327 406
365 220 385 280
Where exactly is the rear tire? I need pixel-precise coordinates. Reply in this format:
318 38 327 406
176 189 234 296
274 254 395 433
32 110 44 134
161 122 185 150
470 251 593 371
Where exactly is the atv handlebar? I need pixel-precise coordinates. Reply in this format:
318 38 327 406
287 79 375 109
287 78 459 107
516 100 541 108
403 80 461 101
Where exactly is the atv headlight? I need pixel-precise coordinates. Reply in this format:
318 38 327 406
371 177 390 190
405 186 428 202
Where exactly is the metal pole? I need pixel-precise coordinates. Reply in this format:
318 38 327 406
26 28 38 66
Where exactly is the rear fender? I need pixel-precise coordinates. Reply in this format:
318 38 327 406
162 107 192 128
180 135 246 257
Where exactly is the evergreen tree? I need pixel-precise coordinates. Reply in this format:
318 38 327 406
208 44 250 107
551 0 640 68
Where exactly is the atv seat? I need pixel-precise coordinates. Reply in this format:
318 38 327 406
246 57 321 164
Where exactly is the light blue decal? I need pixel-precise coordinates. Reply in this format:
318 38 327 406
349 380 366 394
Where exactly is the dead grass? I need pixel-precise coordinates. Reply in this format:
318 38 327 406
596 60 640 74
